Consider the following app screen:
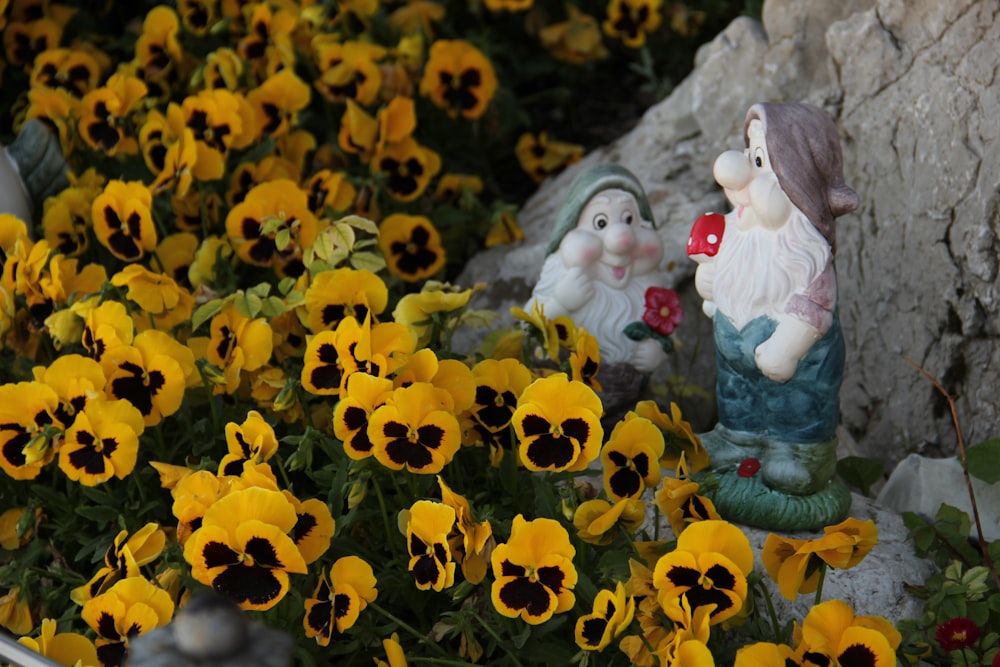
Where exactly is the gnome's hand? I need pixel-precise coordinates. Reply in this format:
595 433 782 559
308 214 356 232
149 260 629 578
554 266 594 313
631 338 667 374
754 315 822 383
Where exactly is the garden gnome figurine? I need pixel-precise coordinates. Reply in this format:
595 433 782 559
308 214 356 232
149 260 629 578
691 102 859 531
0 119 70 223
126 592 293 667
526 163 673 424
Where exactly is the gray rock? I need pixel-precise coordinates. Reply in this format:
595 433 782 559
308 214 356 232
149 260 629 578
456 0 1000 475
877 454 1000 542
742 493 934 625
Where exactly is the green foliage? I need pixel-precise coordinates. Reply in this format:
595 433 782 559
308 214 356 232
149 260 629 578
898 504 1000 666
836 455 885 496
966 438 1000 484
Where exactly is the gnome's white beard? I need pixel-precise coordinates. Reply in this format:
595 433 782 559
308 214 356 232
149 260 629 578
712 212 831 330
531 254 656 365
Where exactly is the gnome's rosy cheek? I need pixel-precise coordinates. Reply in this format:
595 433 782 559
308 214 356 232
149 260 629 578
558 228 603 268
633 226 664 260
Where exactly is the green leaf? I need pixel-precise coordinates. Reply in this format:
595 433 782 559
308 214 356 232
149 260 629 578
247 282 272 298
328 221 356 250
75 505 120 523
274 228 291 252
191 299 223 332
259 296 286 318
341 214 379 235
836 456 885 496
966 437 1000 483
349 251 386 272
622 321 651 341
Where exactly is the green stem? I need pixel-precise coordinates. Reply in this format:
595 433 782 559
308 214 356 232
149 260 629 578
153 424 167 460
371 476 403 560
653 502 661 542
409 659 483 667
369 603 450 658
757 578 781 642
274 454 294 491
813 562 827 607
472 614 525 667
202 384 221 432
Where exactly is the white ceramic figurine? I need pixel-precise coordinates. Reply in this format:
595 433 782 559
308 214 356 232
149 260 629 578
528 163 669 373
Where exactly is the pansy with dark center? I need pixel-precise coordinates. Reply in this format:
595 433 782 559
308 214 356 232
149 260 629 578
105 344 181 427
0 381 59 480
405 500 456 592
4 18 62 70
512 373 603 473
78 75 148 155
601 415 664 501
82 301 134 367
183 487 307 611
246 70 311 139
470 358 532 434
178 0 216 35
80 577 174 667
334 373 393 460
490 515 577 625
285 493 335 565
314 41 385 105
218 410 278 477
42 187 92 257
375 138 440 202
34 353 106 430
800 600 899 667
91 180 157 262
378 213 446 283
303 556 377 645
305 169 357 215
225 179 318 275
603 0 662 48
569 329 601 390
301 331 344 396
369 383 460 474
419 39 498 120
514 132 584 184
303 267 387 334
653 520 753 626
31 48 100 98
71 523 166 604
59 398 145 486
574 582 634 651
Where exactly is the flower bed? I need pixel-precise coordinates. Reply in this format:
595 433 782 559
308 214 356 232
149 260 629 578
0 1 998 666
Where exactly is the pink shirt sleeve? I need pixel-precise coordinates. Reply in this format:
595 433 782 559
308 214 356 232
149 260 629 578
785 260 836 334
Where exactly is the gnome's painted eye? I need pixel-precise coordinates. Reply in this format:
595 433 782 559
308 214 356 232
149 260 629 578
753 147 766 168
593 214 608 230
621 211 634 225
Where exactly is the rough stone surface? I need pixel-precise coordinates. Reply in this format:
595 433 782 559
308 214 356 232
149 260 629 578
742 492 935 625
456 0 1000 474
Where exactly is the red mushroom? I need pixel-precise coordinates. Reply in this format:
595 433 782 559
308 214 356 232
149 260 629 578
687 212 726 258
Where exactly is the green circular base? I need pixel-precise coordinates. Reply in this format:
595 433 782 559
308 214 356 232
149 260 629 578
702 470 852 532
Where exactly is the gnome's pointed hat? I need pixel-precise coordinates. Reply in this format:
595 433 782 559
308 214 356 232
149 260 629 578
545 163 656 256
744 103 858 251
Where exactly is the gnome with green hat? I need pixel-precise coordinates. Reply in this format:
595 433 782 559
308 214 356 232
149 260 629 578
526 163 676 420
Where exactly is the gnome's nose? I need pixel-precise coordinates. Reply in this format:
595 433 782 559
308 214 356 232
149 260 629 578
713 150 751 190
604 222 636 255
